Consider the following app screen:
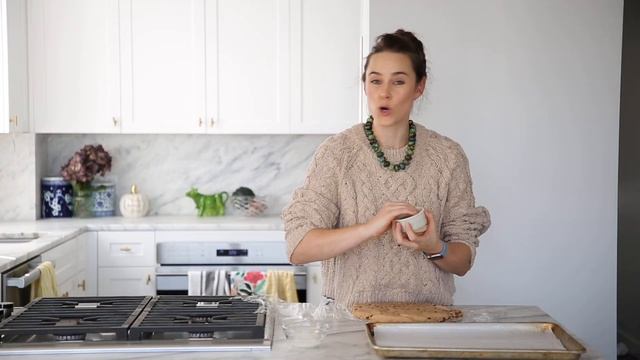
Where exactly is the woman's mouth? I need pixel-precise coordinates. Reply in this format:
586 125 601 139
379 106 391 116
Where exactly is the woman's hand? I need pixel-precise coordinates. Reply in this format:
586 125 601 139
363 202 418 239
392 210 442 253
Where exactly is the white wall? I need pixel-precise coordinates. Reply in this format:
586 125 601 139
370 1 622 359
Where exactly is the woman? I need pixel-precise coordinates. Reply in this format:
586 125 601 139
283 29 490 308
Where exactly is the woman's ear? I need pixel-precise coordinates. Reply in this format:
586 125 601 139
414 77 426 99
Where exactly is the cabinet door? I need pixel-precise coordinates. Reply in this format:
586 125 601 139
290 0 362 134
0 0 7 134
98 267 156 296
7 0 29 133
41 237 78 286
75 232 97 296
120 0 206 134
98 231 155 267
207 0 290 134
28 0 120 133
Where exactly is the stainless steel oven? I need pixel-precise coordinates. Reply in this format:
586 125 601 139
154 231 307 301
0 256 43 307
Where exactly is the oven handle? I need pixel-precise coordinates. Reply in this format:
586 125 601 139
156 271 308 276
6 267 42 289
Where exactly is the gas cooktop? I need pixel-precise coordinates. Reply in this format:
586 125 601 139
0 296 273 355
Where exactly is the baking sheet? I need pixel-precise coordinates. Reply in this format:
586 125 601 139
367 322 586 359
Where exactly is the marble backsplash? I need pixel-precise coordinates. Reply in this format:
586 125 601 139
0 133 38 221
42 134 329 218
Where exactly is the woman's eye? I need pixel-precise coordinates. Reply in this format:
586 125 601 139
394 80 405 85
370 79 381 85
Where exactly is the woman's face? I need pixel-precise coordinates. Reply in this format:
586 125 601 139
364 51 425 127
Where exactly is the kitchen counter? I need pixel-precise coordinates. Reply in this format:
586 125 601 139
0 306 602 359
0 216 283 272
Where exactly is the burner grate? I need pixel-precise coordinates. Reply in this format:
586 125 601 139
129 296 265 340
0 296 151 341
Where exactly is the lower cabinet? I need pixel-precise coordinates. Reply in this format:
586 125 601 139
41 232 97 297
97 231 156 296
98 267 155 296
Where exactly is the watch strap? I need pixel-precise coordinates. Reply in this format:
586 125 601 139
425 241 448 260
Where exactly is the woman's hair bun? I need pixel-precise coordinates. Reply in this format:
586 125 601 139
362 29 427 83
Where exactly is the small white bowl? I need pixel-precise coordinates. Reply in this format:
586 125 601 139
396 208 427 233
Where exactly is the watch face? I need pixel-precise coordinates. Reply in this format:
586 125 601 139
427 253 443 260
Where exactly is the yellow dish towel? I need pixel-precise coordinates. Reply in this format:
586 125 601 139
30 261 59 300
266 270 298 303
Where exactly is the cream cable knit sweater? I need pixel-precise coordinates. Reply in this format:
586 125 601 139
283 123 491 307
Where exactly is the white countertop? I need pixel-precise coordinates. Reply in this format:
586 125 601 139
0 215 283 272
0 306 602 359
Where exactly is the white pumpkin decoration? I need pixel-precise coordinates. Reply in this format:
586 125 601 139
119 184 149 218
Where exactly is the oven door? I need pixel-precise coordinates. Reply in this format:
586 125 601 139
155 265 308 301
1 256 43 307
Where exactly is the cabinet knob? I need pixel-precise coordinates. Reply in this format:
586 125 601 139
120 246 132 252
77 279 86 291
146 274 152 285
9 116 17 126
199 118 203 127
210 118 215 127
112 117 119 127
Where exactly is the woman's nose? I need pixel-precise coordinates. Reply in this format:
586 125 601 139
379 84 391 99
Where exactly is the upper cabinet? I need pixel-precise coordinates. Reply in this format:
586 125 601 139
26 0 363 134
208 0 291 134
0 0 8 134
7 0 29 133
120 0 206 134
291 0 362 133
28 0 121 133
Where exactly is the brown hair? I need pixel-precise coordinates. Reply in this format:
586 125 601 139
362 29 427 84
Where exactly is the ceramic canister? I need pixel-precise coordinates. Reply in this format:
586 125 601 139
41 177 73 218
92 182 116 217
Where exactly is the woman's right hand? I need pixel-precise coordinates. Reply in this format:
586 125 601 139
363 202 419 239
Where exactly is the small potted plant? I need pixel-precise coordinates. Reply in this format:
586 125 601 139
60 145 112 218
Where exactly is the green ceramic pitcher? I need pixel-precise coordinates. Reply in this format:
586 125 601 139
186 188 229 217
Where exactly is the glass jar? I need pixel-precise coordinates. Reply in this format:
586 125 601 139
72 182 94 218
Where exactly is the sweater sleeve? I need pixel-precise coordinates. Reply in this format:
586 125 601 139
440 144 491 268
282 138 341 262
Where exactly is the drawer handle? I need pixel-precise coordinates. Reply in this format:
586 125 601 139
77 279 86 291
120 246 132 252
146 274 152 285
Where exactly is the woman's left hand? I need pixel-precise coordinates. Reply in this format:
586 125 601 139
392 210 442 254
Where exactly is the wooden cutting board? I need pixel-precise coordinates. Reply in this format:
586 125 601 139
352 303 463 323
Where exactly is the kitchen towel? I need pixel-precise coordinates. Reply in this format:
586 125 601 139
229 271 267 296
30 261 59 299
187 270 202 296
212 270 230 296
266 270 299 303
188 270 231 296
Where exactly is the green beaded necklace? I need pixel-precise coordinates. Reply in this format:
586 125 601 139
363 115 416 172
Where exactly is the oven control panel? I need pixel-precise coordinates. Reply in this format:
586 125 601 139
156 231 289 265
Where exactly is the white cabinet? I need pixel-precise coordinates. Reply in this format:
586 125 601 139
207 0 291 134
28 0 120 133
41 232 97 297
291 0 362 133
26 0 362 134
119 0 206 134
98 267 155 296
97 231 156 296
7 0 29 133
0 0 8 134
